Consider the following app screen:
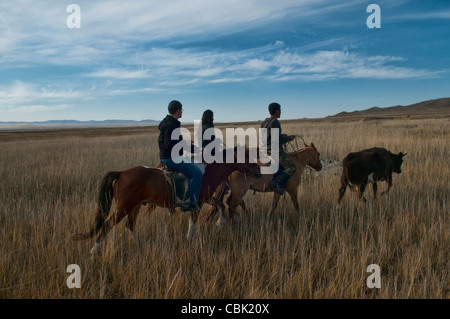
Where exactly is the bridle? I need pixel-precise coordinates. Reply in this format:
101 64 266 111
283 135 308 153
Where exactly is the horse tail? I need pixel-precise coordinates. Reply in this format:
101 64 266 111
71 171 120 241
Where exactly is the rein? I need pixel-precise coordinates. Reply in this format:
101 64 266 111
284 135 307 153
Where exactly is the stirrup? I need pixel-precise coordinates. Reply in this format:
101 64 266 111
270 180 285 195
181 203 201 213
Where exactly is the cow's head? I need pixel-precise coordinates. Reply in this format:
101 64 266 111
393 152 407 173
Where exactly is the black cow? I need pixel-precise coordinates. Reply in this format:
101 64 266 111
337 147 406 205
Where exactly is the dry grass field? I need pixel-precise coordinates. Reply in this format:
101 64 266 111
0 116 448 299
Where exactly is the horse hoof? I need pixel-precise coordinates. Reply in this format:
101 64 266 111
216 215 226 228
90 242 102 255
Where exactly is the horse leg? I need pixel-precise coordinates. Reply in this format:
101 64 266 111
142 203 156 217
90 208 128 255
187 211 200 241
143 203 157 215
268 192 281 217
226 176 250 224
126 206 144 250
202 182 227 223
227 192 245 224
372 183 378 199
209 197 226 228
91 193 141 255
286 185 300 214
224 192 233 221
239 200 247 213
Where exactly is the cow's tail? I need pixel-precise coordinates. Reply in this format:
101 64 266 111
71 171 120 241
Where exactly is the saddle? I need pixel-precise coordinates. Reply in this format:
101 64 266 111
159 165 191 207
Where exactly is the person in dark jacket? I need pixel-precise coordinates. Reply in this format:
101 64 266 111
201 109 215 151
158 100 203 212
260 102 296 195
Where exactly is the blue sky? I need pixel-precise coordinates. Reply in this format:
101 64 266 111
0 0 449 122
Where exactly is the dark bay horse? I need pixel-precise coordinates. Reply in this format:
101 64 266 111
205 143 322 224
71 151 260 255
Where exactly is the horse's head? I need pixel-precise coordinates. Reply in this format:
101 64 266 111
303 143 322 171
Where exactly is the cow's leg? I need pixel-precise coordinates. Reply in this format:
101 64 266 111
338 183 347 203
337 180 348 209
381 174 393 196
358 181 368 202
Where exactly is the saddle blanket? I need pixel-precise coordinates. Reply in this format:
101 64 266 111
161 163 206 207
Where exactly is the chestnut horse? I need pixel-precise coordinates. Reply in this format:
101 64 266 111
205 143 322 224
71 151 260 255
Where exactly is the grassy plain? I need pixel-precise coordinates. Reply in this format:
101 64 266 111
0 116 448 298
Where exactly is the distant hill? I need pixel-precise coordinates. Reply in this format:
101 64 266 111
2 97 449 130
330 97 450 120
0 119 158 130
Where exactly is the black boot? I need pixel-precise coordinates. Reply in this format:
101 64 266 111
270 172 290 195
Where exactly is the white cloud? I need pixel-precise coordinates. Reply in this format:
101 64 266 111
0 81 88 113
0 0 443 121
87 68 150 79
210 77 257 84
82 45 439 88
266 50 439 81
393 10 450 20
82 0 326 40
0 0 338 66
2 0 431 84
4 104 70 113
105 87 165 95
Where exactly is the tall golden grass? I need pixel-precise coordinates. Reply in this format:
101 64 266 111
0 117 448 298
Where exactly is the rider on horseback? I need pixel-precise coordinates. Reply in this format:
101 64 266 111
260 102 296 195
158 100 203 213
201 109 215 151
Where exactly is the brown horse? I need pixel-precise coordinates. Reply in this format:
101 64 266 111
71 151 260 255
205 143 322 224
